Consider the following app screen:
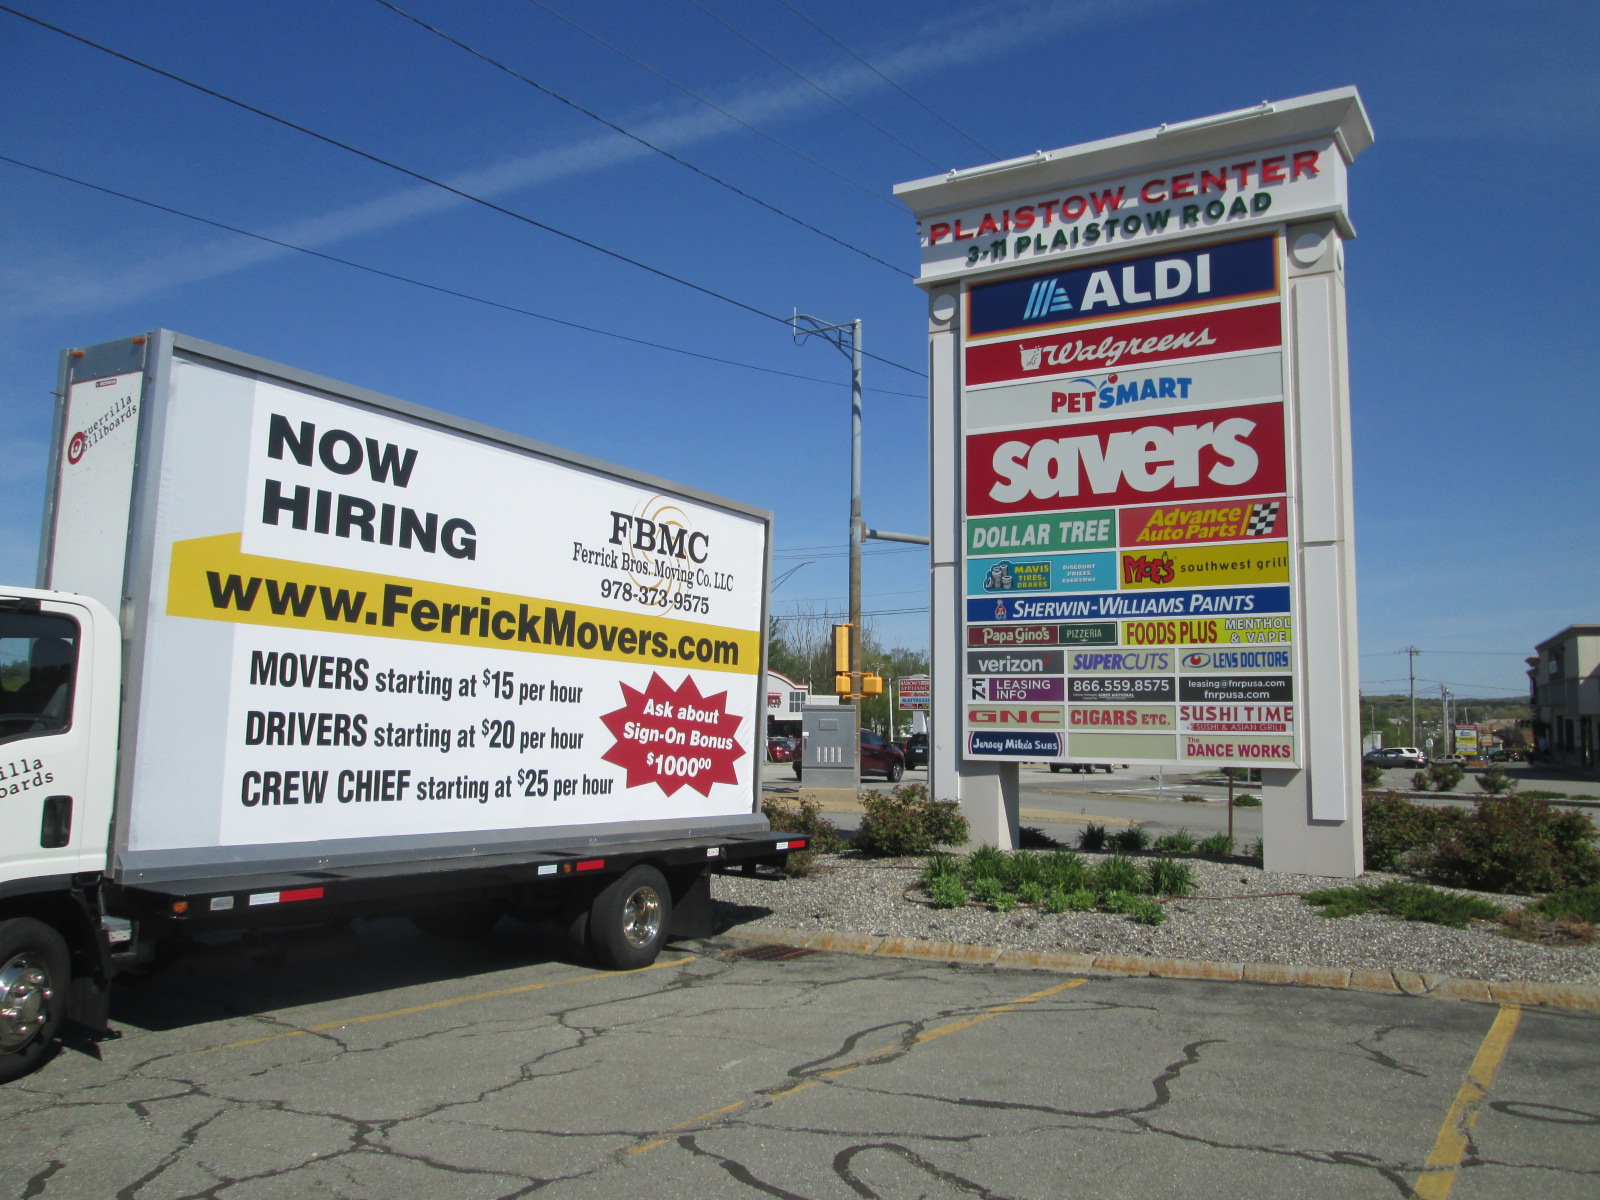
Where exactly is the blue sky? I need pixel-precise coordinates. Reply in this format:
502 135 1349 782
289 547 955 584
2 0 1593 701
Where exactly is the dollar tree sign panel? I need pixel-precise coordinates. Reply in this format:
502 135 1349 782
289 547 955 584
897 89 1372 870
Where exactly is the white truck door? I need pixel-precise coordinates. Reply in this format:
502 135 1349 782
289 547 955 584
0 597 100 887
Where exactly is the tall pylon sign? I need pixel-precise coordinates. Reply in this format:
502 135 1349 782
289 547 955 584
896 89 1373 876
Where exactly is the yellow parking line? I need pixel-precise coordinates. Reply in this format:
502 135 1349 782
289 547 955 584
628 977 1085 1153
203 957 694 1053
1412 1003 1522 1199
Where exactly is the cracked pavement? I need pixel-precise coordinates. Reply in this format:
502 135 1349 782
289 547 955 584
2 917 1596 1199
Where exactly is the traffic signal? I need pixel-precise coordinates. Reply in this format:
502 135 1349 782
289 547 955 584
832 623 851 674
835 672 853 696
861 673 883 697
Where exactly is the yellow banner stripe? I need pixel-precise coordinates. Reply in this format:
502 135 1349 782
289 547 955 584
166 533 759 675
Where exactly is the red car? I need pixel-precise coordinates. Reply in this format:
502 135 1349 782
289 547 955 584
793 729 904 782
766 736 797 763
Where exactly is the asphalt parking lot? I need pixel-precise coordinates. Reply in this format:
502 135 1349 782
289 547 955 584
3 916 1596 1199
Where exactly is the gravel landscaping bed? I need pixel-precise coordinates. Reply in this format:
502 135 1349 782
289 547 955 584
712 853 1600 985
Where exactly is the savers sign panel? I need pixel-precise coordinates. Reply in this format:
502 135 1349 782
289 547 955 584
123 357 767 855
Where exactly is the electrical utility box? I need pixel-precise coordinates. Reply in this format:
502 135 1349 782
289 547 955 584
800 703 857 790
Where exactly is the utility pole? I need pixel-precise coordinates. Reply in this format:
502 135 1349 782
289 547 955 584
792 314 927 783
1441 683 1450 758
1406 646 1422 746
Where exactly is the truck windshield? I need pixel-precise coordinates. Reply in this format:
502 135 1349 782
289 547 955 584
0 611 78 741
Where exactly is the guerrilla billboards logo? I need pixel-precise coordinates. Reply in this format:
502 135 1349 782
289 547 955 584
599 673 744 797
66 387 138 465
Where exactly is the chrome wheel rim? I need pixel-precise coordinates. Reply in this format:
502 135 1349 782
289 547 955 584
621 886 664 948
0 952 53 1054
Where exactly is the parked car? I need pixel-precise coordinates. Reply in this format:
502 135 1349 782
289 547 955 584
1486 748 1513 762
793 729 905 782
899 732 928 768
766 735 797 763
1049 762 1114 774
1363 746 1428 770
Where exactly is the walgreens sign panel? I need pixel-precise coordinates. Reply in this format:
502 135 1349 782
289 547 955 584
966 402 1286 517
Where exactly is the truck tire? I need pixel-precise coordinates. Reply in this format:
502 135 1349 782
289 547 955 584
0 918 69 1084
587 865 672 970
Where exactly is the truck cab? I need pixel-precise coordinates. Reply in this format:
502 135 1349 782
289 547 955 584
1 588 124 1081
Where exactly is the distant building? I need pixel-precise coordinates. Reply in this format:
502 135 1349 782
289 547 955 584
1528 626 1600 772
765 670 810 736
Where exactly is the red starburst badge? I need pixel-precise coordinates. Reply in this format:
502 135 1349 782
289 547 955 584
599 673 745 797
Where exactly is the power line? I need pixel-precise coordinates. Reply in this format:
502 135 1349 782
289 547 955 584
681 0 944 169
372 0 911 277
522 0 899 208
0 4 928 379
770 605 927 622
0 154 927 398
770 0 999 159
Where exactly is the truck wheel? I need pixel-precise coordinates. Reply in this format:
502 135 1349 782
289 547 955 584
587 865 672 970
886 760 904 783
1049 764 1064 773
0 918 69 1084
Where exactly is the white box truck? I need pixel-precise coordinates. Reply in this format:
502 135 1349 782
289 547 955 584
0 332 801 1082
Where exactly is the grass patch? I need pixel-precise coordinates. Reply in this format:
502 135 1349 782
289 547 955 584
1147 857 1197 898
1180 792 1209 804
1530 884 1600 925
1301 881 1503 928
1520 789 1571 801
1110 826 1152 852
1496 909 1596 946
1153 828 1198 853
1197 833 1236 856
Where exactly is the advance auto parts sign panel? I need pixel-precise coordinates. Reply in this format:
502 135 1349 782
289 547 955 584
959 235 1298 769
128 364 765 854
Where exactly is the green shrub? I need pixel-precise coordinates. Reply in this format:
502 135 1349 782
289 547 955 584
1197 833 1236 856
1078 823 1108 851
1243 838 1264 861
1530 884 1600 925
853 783 969 856
1016 880 1046 906
1180 792 1208 804
1362 790 1461 871
1301 881 1503 928
1018 825 1064 848
920 853 962 889
1232 793 1262 807
1041 887 1072 914
1154 828 1198 854
965 843 1008 883
1038 850 1089 893
927 874 968 909
1111 826 1152 852
1128 897 1167 926
1411 770 1432 792
1361 762 1384 789
991 890 1018 913
1520 789 1569 801
1093 854 1143 895
1146 857 1197 897
1063 888 1098 912
1100 888 1140 913
1427 762 1466 793
761 796 842 874
969 876 1008 906
1417 796 1600 894
1476 765 1518 796
1000 851 1049 891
